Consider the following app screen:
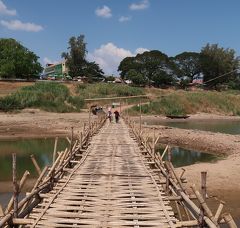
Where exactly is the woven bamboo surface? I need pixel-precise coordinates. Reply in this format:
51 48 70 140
26 120 177 228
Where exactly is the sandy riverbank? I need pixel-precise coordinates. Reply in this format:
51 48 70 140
132 114 240 218
0 110 239 218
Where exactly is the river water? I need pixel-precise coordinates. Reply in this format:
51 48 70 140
143 119 240 135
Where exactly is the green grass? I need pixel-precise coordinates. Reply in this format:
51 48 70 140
76 83 144 99
130 90 240 116
0 82 84 112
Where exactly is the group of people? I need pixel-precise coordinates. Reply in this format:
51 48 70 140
107 108 120 123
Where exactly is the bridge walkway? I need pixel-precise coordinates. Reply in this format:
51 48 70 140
26 120 177 227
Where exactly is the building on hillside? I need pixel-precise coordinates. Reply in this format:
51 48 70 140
42 61 68 79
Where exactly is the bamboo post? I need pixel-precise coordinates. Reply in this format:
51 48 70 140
214 201 225 221
222 213 237 228
191 184 219 227
12 153 18 218
0 204 4 217
52 137 58 163
5 170 30 214
161 145 169 160
200 171 207 227
88 106 91 130
70 127 73 157
30 154 41 176
201 171 207 199
139 99 142 132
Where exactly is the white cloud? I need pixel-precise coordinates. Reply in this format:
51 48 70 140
95 5 112 18
119 16 131 22
88 43 149 75
43 57 58 65
0 19 43 32
135 47 149 54
129 0 149 10
0 0 16 16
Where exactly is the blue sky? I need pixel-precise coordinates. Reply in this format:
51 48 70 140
0 0 240 75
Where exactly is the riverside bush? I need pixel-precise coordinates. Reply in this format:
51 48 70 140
130 90 240 116
76 83 144 98
0 82 84 112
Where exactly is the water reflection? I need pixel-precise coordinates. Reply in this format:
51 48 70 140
0 138 69 181
158 146 218 167
144 119 240 135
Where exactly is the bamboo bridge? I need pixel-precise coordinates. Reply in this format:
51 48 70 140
0 116 237 227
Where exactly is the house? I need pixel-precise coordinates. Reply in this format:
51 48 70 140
42 61 68 80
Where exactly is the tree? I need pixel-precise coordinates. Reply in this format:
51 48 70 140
61 35 88 77
82 62 104 82
62 35 104 79
118 50 175 87
126 69 147 86
172 52 201 81
118 57 136 79
0 38 42 79
200 44 239 87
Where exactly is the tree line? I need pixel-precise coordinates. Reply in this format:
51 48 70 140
1 36 239 89
118 44 240 88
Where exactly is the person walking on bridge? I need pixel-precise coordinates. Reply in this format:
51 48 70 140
114 110 120 123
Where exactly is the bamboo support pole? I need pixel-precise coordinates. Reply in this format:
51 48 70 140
0 204 4 217
30 154 41 176
191 184 219 227
52 137 58 163
222 213 237 228
200 171 207 227
5 170 30 214
214 201 225 222
166 161 185 192
66 136 71 144
12 153 18 219
161 145 169 159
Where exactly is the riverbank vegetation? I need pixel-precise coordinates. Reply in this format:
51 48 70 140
0 82 84 112
131 90 240 116
0 82 144 112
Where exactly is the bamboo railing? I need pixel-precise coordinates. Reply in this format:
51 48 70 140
0 116 106 227
124 117 237 228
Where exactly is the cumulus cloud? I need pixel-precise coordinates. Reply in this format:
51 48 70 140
43 57 58 65
88 43 149 75
135 47 149 54
129 0 149 10
95 5 112 18
0 19 43 32
119 16 131 22
0 0 16 16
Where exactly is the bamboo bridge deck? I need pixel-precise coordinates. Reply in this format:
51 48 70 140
26 121 177 227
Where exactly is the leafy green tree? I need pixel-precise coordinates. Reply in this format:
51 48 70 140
172 52 201 81
62 35 104 79
118 50 175 87
0 38 42 79
62 35 88 77
200 44 239 87
83 62 104 82
118 57 136 79
126 69 147 86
